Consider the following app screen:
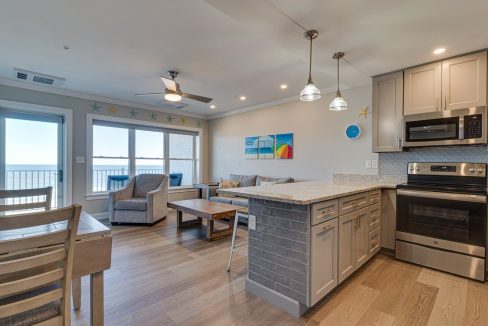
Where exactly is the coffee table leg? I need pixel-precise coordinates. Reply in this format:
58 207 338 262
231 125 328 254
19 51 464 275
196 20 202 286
177 210 183 229
206 220 214 240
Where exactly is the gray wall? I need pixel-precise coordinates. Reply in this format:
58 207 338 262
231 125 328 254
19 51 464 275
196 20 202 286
208 85 378 182
0 84 209 213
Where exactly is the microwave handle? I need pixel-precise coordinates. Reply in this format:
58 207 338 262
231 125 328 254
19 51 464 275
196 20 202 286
459 115 464 140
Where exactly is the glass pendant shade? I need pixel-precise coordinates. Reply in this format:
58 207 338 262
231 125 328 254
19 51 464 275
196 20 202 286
329 91 348 111
300 82 321 101
165 92 182 102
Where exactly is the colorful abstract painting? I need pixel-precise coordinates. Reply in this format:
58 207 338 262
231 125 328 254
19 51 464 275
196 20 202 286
275 133 293 159
258 135 275 159
244 136 259 159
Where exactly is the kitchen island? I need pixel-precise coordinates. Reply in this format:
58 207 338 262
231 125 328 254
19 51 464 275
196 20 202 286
219 181 395 316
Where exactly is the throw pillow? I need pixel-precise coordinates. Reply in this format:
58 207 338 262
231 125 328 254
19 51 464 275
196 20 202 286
219 178 240 198
259 181 279 186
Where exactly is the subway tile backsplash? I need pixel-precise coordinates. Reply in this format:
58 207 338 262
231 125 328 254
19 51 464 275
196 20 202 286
379 146 488 175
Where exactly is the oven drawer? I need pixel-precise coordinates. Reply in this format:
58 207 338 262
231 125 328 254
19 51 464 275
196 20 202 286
368 203 381 231
369 190 381 205
339 192 369 215
311 199 339 225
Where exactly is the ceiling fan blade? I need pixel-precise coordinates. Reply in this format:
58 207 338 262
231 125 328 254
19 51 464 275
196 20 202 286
181 92 213 103
160 76 177 92
134 92 165 96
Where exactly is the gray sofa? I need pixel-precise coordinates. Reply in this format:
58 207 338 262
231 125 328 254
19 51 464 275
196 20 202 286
109 174 168 225
205 174 294 208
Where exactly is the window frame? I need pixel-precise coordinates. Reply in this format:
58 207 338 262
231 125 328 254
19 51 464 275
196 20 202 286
86 114 202 195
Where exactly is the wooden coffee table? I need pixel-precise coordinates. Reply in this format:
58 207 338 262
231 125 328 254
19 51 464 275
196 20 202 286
167 199 243 241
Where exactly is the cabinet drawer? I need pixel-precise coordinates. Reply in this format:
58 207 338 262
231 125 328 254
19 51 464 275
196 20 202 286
339 192 369 215
311 199 338 225
368 227 381 257
369 190 381 205
368 203 381 231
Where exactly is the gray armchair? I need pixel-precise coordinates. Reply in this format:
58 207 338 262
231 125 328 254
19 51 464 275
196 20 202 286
109 174 168 225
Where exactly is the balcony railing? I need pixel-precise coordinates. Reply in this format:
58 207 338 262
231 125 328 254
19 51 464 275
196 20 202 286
4 168 166 207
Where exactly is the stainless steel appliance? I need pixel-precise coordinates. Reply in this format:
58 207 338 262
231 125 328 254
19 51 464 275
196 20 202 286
396 162 487 281
403 106 487 147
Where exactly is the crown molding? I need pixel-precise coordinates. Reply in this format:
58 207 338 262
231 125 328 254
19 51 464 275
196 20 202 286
208 86 339 119
0 77 208 120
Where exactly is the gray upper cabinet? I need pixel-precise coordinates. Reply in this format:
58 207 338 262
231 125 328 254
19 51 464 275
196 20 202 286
442 51 487 111
404 62 442 115
372 71 404 152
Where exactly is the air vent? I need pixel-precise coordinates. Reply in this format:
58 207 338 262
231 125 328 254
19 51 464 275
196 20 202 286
14 68 66 87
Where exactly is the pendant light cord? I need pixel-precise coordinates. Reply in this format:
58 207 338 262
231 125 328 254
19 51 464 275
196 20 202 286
308 37 313 84
336 56 340 96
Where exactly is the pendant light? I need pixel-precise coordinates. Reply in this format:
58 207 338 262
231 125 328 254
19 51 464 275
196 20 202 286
300 30 321 101
329 52 348 111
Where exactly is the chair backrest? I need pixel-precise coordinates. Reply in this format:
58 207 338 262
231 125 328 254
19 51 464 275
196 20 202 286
0 187 53 213
0 204 81 325
169 173 183 187
107 175 129 191
134 174 165 198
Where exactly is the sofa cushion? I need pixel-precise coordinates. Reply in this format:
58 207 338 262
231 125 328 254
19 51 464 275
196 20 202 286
230 174 257 187
209 196 233 204
231 197 249 207
256 176 294 186
219 178 239 198
115 198 148 211
134 174 164 198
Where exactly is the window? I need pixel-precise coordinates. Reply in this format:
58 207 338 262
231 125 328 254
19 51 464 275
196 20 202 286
89 119 200 193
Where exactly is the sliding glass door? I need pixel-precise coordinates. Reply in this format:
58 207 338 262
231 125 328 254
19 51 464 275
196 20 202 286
0 109 64 208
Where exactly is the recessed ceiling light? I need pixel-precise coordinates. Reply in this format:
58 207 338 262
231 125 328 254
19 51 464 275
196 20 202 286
209 105 216 109
239 96 246 101
433 47 446 55
280 84 288 89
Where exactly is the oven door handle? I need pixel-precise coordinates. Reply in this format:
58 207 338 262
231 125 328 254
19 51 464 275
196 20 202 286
397 189 487 203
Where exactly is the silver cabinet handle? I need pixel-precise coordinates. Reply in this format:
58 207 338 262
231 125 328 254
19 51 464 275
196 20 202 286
317 224 334 236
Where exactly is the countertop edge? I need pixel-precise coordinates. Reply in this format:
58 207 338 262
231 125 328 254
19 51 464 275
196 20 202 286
217 184 397 205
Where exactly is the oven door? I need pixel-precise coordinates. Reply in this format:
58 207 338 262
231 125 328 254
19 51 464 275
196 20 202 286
396 189 486 256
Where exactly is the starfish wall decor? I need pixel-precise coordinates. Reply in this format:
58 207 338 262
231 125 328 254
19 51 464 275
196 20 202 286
359 106 369 119
90 102 101 113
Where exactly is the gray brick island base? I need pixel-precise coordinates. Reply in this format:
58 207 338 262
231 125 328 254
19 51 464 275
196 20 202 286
219 182 386 317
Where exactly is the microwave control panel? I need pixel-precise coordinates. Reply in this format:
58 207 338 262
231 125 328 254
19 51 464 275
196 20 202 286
464 114 483 139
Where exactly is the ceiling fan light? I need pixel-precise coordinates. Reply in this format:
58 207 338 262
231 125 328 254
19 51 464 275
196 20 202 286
329 93 348 111
165 92 182 102
300 83 321 102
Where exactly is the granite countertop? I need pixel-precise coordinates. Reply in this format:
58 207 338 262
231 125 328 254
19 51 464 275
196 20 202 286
217 181 398 205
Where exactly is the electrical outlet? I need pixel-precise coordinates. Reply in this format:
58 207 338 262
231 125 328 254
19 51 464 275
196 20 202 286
76 156 85 164
372 159 378 169
366 160 372 169
248 214 257 231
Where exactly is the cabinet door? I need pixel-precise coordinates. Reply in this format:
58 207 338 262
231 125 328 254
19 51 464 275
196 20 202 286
442 51 487 111
368 203 381 232
368 227 381 257
404 62 442 115
310 218 338 305
338 212 355 284
354 207 369 269
372 71 404 152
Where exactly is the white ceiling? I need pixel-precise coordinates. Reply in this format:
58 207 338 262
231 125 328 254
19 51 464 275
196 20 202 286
1 0 487 118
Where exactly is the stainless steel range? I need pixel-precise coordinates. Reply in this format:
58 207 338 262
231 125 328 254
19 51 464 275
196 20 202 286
396 162 487 281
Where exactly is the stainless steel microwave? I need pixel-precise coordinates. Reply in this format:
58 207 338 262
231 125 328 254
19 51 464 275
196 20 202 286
403 106 487 147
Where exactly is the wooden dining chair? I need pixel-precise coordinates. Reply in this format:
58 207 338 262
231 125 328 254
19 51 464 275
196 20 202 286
0 187 53 214
0 204 81 325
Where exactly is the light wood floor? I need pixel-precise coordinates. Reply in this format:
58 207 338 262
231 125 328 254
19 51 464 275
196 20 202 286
72 210 488 326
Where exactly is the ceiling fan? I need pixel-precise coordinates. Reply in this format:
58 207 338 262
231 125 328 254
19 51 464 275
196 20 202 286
135 71 213 103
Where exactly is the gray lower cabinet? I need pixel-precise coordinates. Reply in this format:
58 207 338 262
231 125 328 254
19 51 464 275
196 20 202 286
354 207 369 269
310 218 338 305
338 211 355 283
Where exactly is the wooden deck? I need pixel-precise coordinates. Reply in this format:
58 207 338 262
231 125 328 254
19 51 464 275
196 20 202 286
72 210 488 325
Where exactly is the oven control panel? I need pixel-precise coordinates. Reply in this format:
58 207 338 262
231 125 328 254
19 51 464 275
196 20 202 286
408 162 486 177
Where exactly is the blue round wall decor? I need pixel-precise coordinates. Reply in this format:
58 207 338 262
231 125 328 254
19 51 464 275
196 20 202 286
345 124 361 140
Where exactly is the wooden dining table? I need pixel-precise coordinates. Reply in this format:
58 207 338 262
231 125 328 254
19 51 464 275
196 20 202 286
0 211 112 325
